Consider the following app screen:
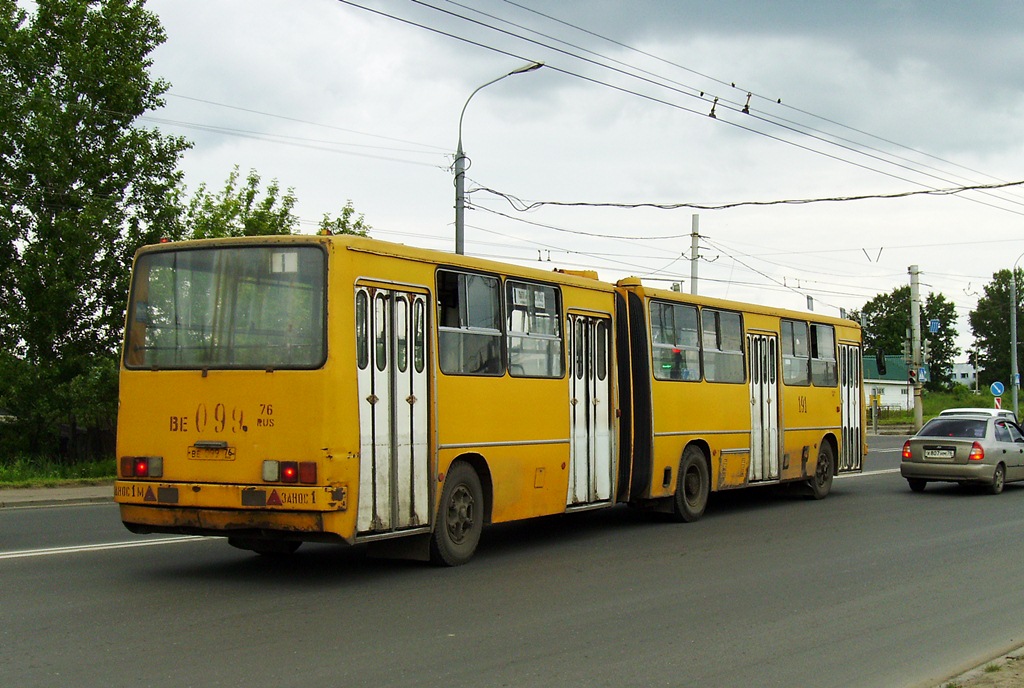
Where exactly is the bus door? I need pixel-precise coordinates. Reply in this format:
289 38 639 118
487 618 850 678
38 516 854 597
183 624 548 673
748 333 780 481
567 314 614 505
838 344 863 472
356 286 430 534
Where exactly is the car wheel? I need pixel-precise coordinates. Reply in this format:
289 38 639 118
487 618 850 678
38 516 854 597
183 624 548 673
988 464 1006 495
907 479 927 493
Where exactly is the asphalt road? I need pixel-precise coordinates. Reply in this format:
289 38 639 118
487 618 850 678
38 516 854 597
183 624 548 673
2 436 1022 688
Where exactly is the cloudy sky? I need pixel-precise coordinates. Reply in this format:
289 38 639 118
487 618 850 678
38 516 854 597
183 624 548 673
144 0 1024 355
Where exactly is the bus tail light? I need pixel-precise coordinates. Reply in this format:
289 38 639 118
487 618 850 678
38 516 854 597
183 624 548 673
262 460 317 484
969 442 985 461
120 456 163 478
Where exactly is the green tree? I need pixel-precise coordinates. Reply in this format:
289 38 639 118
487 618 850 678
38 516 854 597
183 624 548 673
182 168 370 239
182 167 297 239
0 0 189 458
852 285 959 389
969 269 1019 389
318 200 371 236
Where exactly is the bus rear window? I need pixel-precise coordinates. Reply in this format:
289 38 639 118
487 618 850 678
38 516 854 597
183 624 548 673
124 245 326 369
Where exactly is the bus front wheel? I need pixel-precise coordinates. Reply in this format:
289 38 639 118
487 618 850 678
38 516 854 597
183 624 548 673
672 445 710 522
430 462 484 566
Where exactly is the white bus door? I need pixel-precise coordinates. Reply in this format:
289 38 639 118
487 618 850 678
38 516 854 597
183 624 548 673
839 344 863 472
567 315 614 505
356 287 430 533
748 333 780 482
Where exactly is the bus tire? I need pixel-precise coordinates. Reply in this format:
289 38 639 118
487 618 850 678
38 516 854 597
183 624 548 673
672 445 710 522
430 462 484 566
808 441 834 500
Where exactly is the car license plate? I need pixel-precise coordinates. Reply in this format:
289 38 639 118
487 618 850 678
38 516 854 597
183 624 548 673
924 448 954 459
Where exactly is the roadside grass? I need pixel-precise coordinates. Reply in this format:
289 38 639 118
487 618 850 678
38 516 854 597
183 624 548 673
984 663 1001 673
0 455 115 488
876 389 995 426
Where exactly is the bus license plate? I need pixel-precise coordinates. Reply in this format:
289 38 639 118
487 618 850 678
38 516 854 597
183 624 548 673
924 448 954 460
187 446 236 461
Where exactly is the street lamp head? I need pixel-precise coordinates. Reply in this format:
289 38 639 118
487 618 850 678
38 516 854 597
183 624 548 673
509 61 544 76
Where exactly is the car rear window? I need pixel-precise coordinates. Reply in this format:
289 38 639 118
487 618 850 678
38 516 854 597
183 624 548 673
919 418 987 438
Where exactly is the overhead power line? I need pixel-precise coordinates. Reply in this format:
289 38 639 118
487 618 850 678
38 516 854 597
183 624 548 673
471 178 1024 216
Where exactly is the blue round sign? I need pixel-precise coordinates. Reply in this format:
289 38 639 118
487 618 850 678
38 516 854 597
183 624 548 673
991 381 1005 396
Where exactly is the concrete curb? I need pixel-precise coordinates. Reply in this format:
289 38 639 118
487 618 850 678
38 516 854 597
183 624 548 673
0 485 114 509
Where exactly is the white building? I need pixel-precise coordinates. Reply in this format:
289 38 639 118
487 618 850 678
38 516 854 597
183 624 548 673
952 361 978 391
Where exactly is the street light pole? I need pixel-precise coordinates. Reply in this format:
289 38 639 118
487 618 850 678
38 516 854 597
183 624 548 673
454 61 543 255
1012 253 1024 416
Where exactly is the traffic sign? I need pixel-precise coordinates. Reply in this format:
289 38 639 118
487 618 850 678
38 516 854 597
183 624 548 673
996 397 1003 409
929 318 940 334
991 381 1005 396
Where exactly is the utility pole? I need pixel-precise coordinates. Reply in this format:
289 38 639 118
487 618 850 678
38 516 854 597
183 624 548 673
1012 268 1019 416
690 214 699 295
909 265 923 430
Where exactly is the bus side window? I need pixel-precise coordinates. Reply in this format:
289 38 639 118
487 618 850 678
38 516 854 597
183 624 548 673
810 323 837 386
650 301 700 381
781 319 810 386
507 280 563 378
437 270 504 376
701 309 744 383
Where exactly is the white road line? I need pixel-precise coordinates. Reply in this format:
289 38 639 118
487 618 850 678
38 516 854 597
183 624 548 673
837 468 901 479
0 536 208 560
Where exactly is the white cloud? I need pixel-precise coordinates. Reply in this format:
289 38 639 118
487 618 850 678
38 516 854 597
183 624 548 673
141 0 1024 355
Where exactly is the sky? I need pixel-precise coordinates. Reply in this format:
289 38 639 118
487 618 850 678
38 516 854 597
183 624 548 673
142 0 1024 358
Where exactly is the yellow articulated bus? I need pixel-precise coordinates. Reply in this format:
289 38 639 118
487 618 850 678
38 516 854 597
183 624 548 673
114 234 864 564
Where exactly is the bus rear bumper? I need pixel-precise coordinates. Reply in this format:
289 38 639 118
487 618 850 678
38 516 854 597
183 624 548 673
115 480 352 543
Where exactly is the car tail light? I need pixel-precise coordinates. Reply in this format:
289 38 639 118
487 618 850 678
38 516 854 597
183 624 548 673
969 442 985 461
902 441 912 459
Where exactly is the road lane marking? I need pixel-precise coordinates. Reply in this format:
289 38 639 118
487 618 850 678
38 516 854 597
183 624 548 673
837 468 901 479
0 536 208 560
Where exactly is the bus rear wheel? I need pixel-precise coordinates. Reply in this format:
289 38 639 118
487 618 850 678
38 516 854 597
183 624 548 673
807 442 834 500
672 445 709 522
430 462 484 566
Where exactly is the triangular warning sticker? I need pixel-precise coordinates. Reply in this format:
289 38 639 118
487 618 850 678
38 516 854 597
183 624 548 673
144 487 156 502
267 490 282 506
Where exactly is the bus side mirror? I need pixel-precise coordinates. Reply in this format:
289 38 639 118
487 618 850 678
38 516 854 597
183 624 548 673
875 350 887 376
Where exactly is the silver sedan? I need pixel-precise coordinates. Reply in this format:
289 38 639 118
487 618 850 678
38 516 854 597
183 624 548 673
900 414 1024 494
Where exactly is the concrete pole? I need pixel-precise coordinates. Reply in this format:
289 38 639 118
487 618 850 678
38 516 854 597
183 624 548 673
909 265 923 431
1012 268 1018 416
690 214 699 295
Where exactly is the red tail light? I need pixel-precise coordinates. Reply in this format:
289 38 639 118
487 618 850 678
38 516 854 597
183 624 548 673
902 441 912 459
299 461 317 484
969 442 985 461
280 462 299 483
120 456 163 478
